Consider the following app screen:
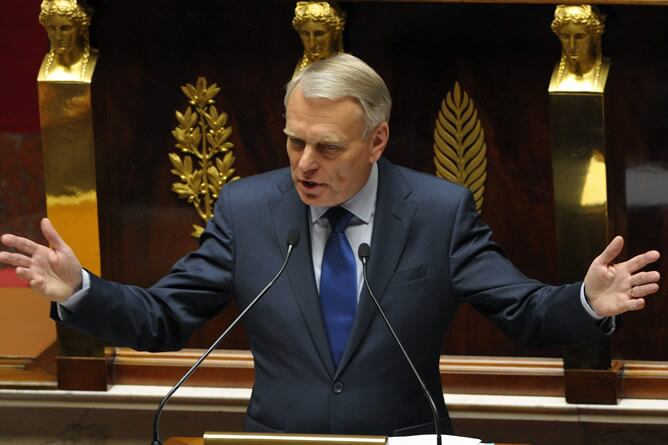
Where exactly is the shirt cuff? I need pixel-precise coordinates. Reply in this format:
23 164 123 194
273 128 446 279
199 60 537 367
580 283 616 334
56 269 90 318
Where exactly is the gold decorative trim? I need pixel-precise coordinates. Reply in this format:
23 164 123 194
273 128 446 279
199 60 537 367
170 77 240 238
433 82 488 212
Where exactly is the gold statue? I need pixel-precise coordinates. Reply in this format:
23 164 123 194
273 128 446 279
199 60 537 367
292 2 345 77
38 0 98 82
549 5 610 93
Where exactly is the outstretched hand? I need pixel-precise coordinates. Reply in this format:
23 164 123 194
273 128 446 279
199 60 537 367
584 236 661 317
0 218 82 302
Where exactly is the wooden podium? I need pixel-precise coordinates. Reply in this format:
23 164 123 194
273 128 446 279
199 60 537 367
166 432 386 445
166 432 524 445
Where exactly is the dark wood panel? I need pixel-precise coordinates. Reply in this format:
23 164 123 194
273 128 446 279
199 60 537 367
86 2 667 361
0 133 46 245
604 6 668 362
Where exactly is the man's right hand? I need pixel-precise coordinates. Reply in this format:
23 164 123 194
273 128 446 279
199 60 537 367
0 218 82 302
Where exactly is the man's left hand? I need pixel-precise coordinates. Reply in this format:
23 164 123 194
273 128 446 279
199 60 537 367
584 236 661 317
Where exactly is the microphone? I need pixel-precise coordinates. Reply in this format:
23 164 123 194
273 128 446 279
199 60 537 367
151 230 300 445
358 243 442 445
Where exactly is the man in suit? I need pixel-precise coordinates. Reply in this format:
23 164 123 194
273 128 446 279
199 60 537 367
0 54 661 436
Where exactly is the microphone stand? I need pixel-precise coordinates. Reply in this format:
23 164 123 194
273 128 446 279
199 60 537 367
358 243 442 445
151 230 300 445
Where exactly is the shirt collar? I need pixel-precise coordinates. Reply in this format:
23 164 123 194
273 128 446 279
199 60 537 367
310 162 378 225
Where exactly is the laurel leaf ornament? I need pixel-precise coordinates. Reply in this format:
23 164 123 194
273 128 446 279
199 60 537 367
169 77 240 238
433 82 488 212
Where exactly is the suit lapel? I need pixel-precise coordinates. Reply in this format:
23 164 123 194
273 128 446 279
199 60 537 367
335 159 416 378
269 173 337 377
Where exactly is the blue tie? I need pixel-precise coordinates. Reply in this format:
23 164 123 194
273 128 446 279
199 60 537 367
320 206 357 367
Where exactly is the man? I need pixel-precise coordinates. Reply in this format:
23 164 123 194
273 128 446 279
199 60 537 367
0 54 661 436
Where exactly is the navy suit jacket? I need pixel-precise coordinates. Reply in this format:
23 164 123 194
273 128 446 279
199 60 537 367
56 157 609 435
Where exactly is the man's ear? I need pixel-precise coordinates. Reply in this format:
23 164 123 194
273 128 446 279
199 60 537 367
369 122 389 162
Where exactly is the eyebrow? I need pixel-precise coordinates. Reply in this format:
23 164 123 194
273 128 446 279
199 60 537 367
283 129 346 145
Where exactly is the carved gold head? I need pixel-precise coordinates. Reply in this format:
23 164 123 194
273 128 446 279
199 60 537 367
39 0 91 51
38 0 94 80
551 5 605 73
292 2 345 74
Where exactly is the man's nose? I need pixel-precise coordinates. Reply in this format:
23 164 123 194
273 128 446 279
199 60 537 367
298 146 318 172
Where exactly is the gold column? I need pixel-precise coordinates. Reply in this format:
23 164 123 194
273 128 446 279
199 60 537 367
549 4 621 404
38 82 101 276
38 0 108 390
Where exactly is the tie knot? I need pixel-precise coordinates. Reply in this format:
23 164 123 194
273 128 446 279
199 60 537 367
325 206 353 233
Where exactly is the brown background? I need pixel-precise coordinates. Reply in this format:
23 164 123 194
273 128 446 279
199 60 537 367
2 1 667 361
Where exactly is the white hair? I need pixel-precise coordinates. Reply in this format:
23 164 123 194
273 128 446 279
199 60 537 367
284 53 392 139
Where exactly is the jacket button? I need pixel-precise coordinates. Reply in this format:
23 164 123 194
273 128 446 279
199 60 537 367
332 381 344 394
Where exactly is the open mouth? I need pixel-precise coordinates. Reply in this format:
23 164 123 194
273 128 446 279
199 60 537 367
302 180 321 189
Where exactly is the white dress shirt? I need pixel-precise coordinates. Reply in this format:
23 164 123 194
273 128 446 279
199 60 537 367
309 162 378 300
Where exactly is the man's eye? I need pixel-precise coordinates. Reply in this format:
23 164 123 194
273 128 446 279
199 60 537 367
320 144 340 153
289 138 305 149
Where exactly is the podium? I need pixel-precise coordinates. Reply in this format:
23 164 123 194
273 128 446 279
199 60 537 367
166 433 524 445
166 432 385 445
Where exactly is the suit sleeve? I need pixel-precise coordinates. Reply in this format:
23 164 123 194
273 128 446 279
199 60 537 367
52 186 237 352
448 189 609 347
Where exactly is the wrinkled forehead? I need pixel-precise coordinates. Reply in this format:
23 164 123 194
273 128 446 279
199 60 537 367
286 87 363 116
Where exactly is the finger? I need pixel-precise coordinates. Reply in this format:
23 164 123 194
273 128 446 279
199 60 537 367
0 251 32 268
631 283 660 299
625 297 646 312
631 270 661 287
624 250 661 274
41 218 68 251
596 236 624 266
29 277 46 294
15 267 33 282
0 234 41 256
0 233 13 247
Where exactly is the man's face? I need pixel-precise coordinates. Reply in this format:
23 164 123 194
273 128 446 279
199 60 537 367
557 23 594 65
285 88 388 207
299 20 334 61
44 14 80 55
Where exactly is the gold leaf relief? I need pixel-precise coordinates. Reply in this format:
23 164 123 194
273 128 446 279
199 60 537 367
180 85 195 102
169 77 241 238
433 81 488 212
191 225 205 238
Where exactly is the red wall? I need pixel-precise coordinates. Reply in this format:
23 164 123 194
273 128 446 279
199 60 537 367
0 1 56 356
0 0 45 133
0 0 47 241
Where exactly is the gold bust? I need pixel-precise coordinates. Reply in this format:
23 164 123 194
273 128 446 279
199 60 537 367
38 0 98 82
549 5 610 92
292 2 345 77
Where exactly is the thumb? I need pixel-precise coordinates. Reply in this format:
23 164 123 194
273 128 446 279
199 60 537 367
596 235 624 266
41 218 68 251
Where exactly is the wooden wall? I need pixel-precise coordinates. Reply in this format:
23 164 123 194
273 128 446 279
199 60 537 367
3 1 667 366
